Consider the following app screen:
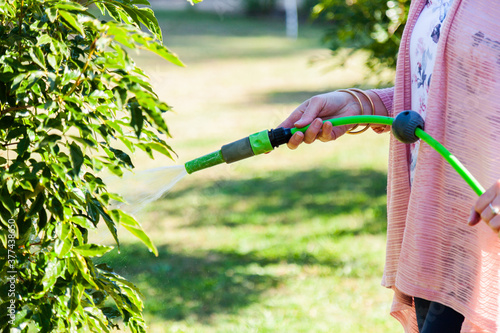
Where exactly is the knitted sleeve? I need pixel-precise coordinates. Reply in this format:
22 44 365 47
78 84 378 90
370 87 395 117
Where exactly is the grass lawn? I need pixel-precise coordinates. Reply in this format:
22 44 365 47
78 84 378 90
95 9 401 333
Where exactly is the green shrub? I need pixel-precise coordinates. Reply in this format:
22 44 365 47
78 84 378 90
0 0 187 331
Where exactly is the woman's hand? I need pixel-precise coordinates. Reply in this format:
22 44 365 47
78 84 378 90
468 180 500 233
278 90 387 150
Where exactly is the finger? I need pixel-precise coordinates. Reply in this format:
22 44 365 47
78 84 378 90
480 203 496 223
474 180 500 214
318 121 335 142
488 215 500 233
286 131 304 150
295 97 325 128
468 207 481 226
303 118 323 144
480 196 500 223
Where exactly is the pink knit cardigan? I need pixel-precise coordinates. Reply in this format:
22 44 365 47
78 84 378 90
373 1 500 332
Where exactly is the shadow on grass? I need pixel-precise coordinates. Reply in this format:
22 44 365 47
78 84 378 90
101 168 388 322
97 242 362 322
96 244 283 322
160 167 388 234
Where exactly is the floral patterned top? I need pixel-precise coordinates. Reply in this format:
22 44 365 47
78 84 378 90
409 0 454 185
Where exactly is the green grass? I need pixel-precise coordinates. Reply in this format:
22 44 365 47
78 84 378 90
95 9 400 333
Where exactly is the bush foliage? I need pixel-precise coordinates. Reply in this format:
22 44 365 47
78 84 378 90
312 0 410 70
0 0 185 331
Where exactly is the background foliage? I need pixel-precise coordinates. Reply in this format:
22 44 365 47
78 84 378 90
311 0 410 70
238 0 410 73
0 0 183 331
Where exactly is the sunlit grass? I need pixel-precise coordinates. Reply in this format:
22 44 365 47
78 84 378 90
99 9 400 333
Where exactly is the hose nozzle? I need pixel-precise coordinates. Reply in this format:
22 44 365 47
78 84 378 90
184 127 292 174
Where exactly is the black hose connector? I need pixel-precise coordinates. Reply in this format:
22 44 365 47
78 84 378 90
392 110 425 144
268 127 293 148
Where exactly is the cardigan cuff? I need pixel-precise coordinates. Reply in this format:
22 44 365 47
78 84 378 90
370 87 395 118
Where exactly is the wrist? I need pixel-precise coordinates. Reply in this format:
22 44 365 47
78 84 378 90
364 89 390 133
338 88 375 135
364 90 389 117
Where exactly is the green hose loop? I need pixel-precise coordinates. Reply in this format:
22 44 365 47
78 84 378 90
415 128 485 195
291 115 485 196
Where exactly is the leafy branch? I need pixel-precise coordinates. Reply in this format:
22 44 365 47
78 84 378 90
0 0 192 332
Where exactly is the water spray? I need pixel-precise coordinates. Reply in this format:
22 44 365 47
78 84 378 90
184 110 485 196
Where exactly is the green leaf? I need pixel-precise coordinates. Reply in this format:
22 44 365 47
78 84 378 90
69 281 85 314
59 10 85 36
72 224 84 245
0 115 14 129
130 102 143 137
104 119 125 136
101 306 121 320
118 136 135 153
27 193 45 218
38 134 61 147
73 244 113 257
138 37 184 67
87 193 120 247
53 1 86 11
69 135 96 148
19 179 34 191
136 143 153 159
148 142 173 159
109 147 134 168
39 259 66 295
84 306 110 331
106 23 184 67
29 46 46 69
37 34 52 45
132 0 151 5
134 7 163 42
50 197 64 221
113 210 157 256
47 53 58 69
69 142 84 177
70 215 97 230
0 187 16 215
5 178 14 194
55 222 73 257
16 136 30 155
73 254 99 288
106 164 124 177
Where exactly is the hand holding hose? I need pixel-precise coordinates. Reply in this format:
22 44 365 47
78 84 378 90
278 90 388 150
468 180 500 233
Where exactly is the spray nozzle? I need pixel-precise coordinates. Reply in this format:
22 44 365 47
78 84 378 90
184 127 292 174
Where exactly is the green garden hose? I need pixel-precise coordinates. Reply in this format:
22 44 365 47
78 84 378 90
184 112 485 196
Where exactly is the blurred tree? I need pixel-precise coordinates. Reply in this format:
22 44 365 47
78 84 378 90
312 0 410 71
244 0 277 16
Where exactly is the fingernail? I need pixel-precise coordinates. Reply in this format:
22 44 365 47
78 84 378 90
313 119 322 127
467 210 476 225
